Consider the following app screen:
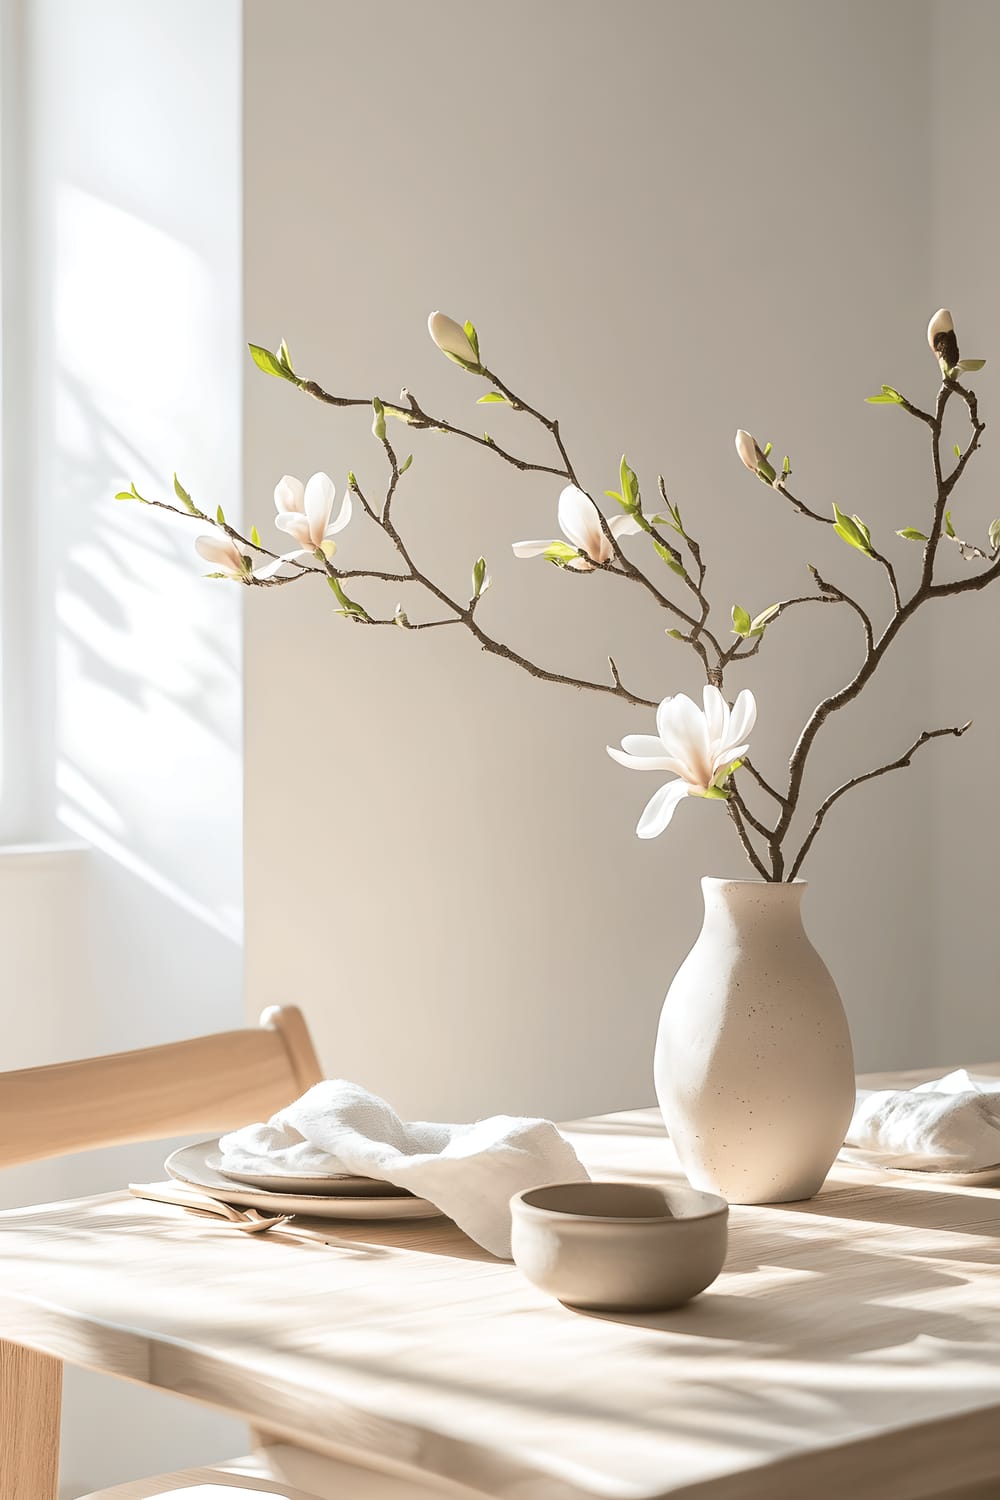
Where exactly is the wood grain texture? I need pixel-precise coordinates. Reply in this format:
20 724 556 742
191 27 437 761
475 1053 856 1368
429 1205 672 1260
260 1004 324 1094
79 1464 321 1498
0 1338 62 1500
79 1469 319 1499
0 1005 319 1168
78 1443 490 1498
3 1063 1000 1500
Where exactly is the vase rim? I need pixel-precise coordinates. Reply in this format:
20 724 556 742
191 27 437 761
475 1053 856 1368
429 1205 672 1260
701 875 807 888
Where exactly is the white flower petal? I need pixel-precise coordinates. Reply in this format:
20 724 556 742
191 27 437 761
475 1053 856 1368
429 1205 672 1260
607 745 683 773
558 485 605 560
710 742 750 778
325 490 353 536
621 734 671 758
252 548 313 580
304 472 336 545
656 693 712 784
726 688 757 748
275 512 314 549
609 512 643 539
565 556 595 571
195 533 244 574
512 539 558 558
702 685 728 747
274 474 305 514
636 780 689 839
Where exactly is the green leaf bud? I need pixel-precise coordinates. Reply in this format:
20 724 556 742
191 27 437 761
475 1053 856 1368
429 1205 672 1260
249 343 298 382
173 474 198 514
327 575 371 621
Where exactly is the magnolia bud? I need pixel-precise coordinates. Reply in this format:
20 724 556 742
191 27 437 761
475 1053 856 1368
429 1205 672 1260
371 396 386 441
735 430 759 471
734 430 776 485
927 308 959 374
427 311 481 368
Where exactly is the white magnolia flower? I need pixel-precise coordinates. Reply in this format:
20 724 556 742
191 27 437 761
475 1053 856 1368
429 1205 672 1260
512 485 642 571
273 472 352 556
428 311 480 367
194 531 250 579
252 472 353 580
608 686 757 838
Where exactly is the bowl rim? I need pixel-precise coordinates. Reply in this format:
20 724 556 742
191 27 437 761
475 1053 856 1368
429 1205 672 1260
511 1179 729 1226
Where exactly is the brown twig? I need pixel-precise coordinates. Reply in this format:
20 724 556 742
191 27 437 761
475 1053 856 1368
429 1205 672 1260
343 456 658 707
787 723 972 880
727 799 770 880
300 379 568 479
769 378 987 879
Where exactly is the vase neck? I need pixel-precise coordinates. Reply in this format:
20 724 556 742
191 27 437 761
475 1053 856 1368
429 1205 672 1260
700 877 806 928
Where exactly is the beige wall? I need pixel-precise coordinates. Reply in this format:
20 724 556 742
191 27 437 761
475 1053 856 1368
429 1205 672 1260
242 0 958 1118
927 0 1000 1061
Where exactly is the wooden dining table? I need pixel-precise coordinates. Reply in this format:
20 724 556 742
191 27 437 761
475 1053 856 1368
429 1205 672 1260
3 1064 1000 1500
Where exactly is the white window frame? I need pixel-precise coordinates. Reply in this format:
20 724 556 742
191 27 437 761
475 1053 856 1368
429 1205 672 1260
0 0 43 843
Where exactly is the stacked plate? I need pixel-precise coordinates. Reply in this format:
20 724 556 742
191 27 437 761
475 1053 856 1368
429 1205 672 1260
166 1140 443 1221
836 1146 1000 1186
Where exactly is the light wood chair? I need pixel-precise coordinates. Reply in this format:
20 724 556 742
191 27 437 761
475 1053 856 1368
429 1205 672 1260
0 1005 390 1500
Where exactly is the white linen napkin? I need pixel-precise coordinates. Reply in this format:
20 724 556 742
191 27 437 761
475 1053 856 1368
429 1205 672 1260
844 1069 1000 1170
219 1080 589 1258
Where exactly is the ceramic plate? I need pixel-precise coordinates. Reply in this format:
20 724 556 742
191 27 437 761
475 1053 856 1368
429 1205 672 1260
166 1140 444 1220
838 1147 1000 1186
213 1154 408 1197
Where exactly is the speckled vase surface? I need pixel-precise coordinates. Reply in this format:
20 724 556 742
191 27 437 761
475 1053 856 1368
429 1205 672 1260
654 877 855 1204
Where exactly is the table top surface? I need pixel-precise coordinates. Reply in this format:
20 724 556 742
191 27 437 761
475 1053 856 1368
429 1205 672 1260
3 1065 1000 1500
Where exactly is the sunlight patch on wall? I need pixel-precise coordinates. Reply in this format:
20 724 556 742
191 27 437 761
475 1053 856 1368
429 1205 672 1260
49 184 242 937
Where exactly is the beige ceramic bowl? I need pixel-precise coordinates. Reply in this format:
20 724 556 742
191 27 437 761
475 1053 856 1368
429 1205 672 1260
510 1180 728 1311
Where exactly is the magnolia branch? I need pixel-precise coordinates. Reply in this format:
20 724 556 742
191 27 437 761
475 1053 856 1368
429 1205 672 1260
787 723 971 881
340 453 658 707
767 377 985 879
162 323 990 882
775 481 900 609
727 800 770 880
292 355 981 873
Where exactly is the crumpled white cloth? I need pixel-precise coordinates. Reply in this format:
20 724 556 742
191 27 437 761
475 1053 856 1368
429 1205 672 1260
844 1069 1000 1170
219 1080 589 1258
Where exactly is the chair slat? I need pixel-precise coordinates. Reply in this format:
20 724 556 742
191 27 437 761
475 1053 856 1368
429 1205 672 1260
0 1008 319 1168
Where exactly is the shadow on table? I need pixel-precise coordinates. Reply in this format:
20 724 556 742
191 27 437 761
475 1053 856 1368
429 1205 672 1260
572 1209 988 1357
0 1197 501 1265
782 1181 1000 1242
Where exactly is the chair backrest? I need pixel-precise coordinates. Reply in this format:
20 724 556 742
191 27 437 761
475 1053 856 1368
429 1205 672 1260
0 1005 323 1168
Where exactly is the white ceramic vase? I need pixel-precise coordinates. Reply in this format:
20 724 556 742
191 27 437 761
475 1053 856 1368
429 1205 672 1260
654 877 855 1204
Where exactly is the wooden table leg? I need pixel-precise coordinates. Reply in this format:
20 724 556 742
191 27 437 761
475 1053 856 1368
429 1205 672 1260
0 1338 63 1500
